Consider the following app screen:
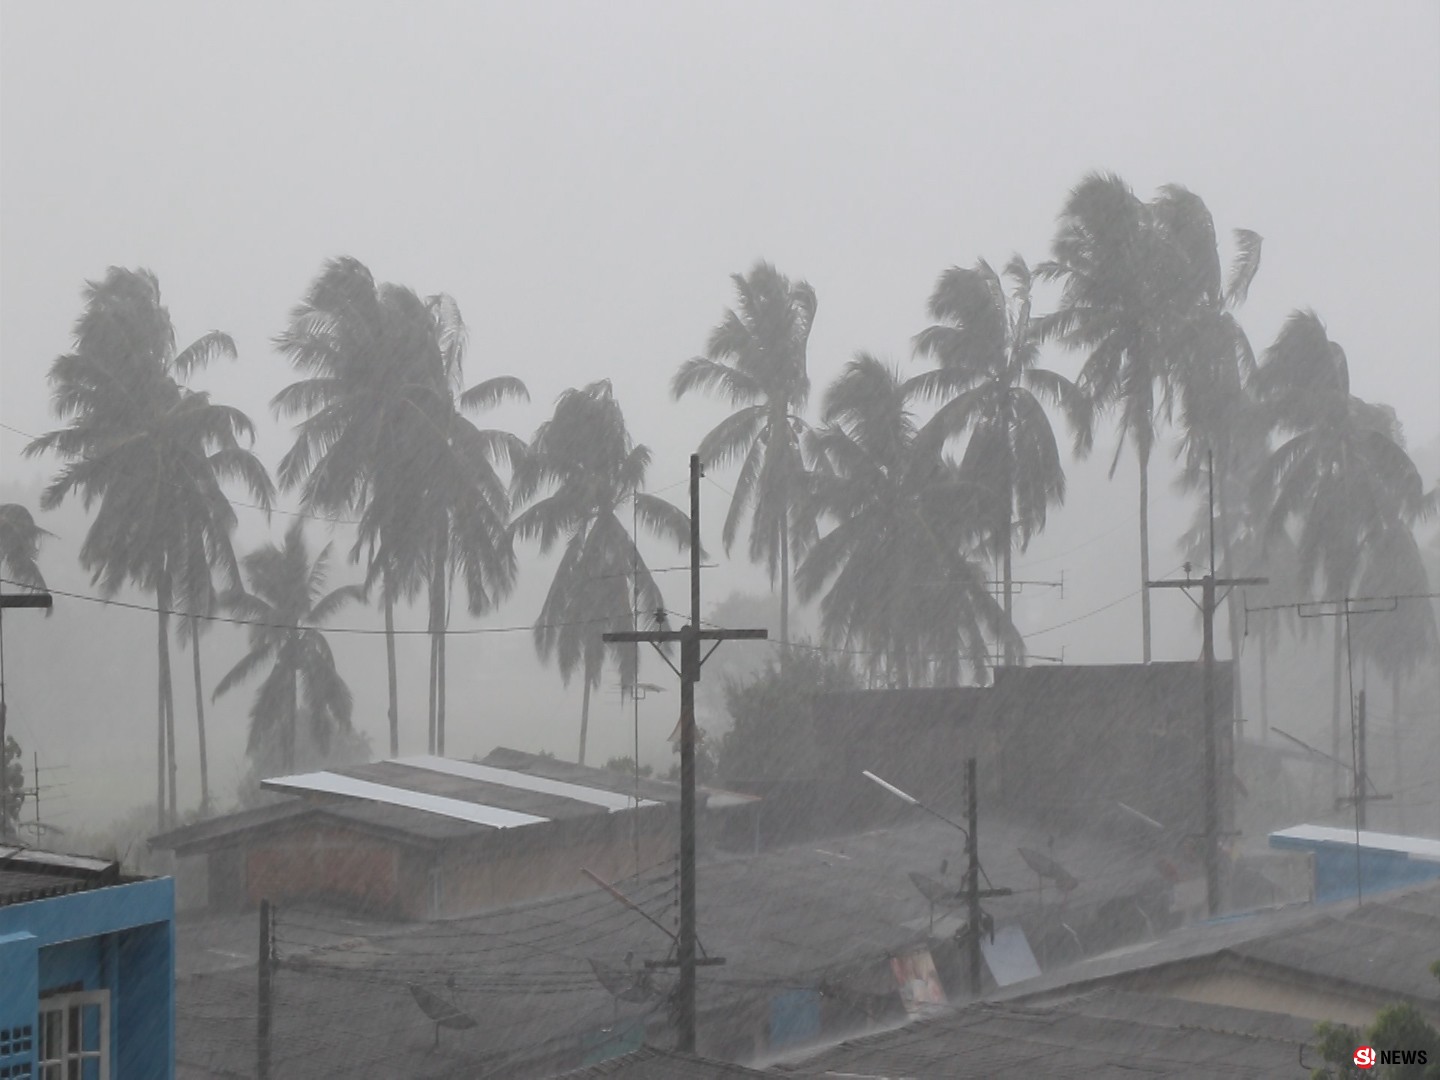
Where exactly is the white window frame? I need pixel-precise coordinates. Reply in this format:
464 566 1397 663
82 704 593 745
37 989 109 1080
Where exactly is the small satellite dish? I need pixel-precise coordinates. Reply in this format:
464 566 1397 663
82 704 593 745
1018 847 1080 894
908 871 963 909
408 983 477 1048
588 958 659 1003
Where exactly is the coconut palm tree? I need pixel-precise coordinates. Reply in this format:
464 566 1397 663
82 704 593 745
797 355 1019 687
25 268 272 826
356 293 527 755
1250 311 1431 795
672 262 817 652
913 256 1087 662
215 520 365 775
274 260 527 757
0 504 51 836
512 381 691 764
1039 176 1246 663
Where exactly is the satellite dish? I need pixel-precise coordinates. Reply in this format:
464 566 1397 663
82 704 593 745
588 958 659 1003
1018 847 1080 893
908 871 963 909
408 983 477 1047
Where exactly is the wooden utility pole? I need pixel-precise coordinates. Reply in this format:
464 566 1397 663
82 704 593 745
1147 453 1264 919
964 758 983 995
0 588 53 841
258 899 273 1080
604 454 765 1054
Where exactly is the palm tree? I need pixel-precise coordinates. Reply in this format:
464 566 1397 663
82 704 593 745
797 355 1019 687
274 260 527 758
512 381 691 764
1040 176 1245 662
215 520 365 775
672 262 817 652
0 504 51 836
913 256 1087 662
1250 311 1431 794
25 268 272 826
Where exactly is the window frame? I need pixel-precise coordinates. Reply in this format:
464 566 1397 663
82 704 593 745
36 989 110 1080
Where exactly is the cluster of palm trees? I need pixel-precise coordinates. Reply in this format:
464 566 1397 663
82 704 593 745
8 171 1435 826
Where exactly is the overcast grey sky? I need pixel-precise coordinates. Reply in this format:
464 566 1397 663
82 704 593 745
2 1 1437 822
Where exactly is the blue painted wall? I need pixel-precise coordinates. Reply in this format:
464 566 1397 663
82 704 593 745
1269 836 1440 905
0 879 174 1080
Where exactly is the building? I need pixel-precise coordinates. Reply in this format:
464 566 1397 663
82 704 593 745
1270 824 1440 904
774 881 1440 1078
0 847 176 1080
150 751 756 920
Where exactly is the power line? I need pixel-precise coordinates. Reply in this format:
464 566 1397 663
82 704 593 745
0 576 620 638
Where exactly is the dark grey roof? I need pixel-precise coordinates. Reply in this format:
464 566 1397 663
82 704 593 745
175 813 1170 1079
549 1046 795 1078
986 879 1440 1011
0 846 126 907
774 988 1316 1078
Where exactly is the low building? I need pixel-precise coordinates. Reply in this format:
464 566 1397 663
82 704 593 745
1269 824 1440 903
150 751 756 920
0 847 176 1079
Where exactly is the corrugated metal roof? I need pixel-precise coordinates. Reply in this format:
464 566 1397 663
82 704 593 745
396 755 661 812
261 771 548 828
1269 824 1440 862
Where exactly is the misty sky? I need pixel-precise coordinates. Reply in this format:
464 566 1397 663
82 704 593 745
1 1 1437 826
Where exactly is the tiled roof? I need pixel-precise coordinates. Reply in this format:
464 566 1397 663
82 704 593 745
775 989 1317 1078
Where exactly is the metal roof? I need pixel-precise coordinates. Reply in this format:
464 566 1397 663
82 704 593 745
0 846 127 907
1270 824 1440 862
260 771 548 829
395 754 660 812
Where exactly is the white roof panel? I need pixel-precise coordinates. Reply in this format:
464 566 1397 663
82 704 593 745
261 772 547 829
394 755 660 812
1270 824 1440 862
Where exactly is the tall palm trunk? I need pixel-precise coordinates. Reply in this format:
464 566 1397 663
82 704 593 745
155 606 167 831
780 515 790 659
286 665 299 774
578 677 591 765
1259 626 1270 741
429 526 449 756
1331 616 1344 808
190 616 210 814
1391 667 1403 833
1000 424 1015 668
1215 492 1244 734
1138 449 1152 664
384 569 399 758
157 572 177 826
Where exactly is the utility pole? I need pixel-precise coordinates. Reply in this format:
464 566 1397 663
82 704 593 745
0 588 53 841
1147 452 1264 918
1355 690 1368 831
604 454 765 1054
964 758 983 995
258 898 273 1080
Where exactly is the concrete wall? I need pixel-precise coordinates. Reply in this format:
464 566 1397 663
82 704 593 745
245 824 403 916
0 878 175 1080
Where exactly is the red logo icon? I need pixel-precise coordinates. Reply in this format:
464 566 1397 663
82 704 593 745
1354 1046 1376 1069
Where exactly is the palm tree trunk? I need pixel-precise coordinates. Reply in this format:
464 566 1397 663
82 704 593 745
1331 616 1344 808
578 678 591 765
1216 493 1244 735
1138 448 1152 664
780 515 790 659
190 617 210 814
287 666 299 774
384 573 399 758
157 572 177 825
432 528 449 756
1391 667 1403 833
155 607 167 831
1259 627 1270 741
